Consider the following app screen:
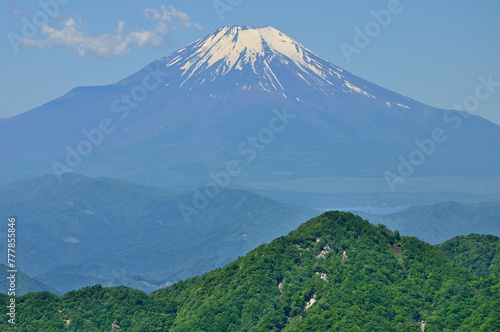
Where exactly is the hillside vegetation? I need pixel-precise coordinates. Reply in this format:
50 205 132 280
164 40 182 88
437 234 500 277
1 212 499 331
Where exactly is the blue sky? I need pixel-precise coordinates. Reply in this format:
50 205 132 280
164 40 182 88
1 0 500 124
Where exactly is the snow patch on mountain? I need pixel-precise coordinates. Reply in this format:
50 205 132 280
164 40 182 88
345 81 376 99
158 25 347 93
121 25 420 111
177 26 328 77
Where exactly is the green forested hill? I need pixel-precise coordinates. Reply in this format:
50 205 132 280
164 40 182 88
1 212 499 331
436 234 500 277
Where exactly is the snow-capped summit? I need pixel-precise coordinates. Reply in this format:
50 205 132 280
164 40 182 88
123 26 354 100
120 25 417 109
173 25 340 84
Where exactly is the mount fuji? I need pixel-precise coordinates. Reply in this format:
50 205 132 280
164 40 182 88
1 26 499 191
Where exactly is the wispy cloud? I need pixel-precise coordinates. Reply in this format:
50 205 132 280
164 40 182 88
21 5 202 58
8 7 24 15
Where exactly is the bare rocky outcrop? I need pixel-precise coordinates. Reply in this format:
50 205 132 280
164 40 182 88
305 294 317 310
315 272 329 282
110 321 120 332
317 244 331 258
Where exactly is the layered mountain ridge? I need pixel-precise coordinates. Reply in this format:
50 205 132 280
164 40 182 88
0 173 316 294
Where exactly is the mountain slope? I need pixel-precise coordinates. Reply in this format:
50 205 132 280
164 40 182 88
0 264 56 296
437 234 500 277
1 212 499 331
357 201 500 244
0 173 317 294
0 26 499 191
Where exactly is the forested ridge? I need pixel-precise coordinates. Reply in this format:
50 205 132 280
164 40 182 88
436 234 500 277
2 211 499 331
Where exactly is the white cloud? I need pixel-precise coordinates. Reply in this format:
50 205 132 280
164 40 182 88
21 5 202 58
